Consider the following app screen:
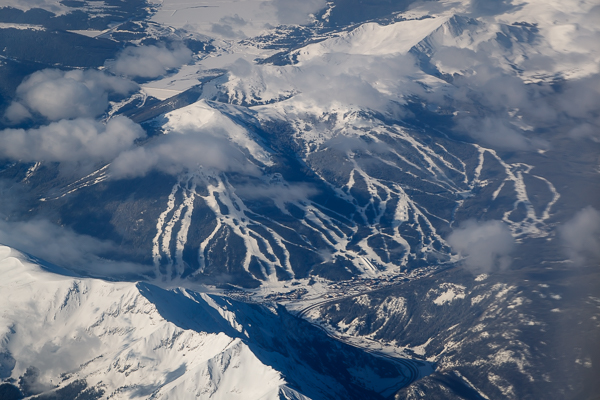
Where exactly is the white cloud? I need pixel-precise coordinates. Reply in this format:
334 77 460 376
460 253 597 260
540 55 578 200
106 44 192 79
455 116 547 151
469 0 516 16
229 58 254 78
0 116 145 170
235 181 319 210
270 0 326 24
559 206 600 266
0 219 149 278
427 46 600 149
448 219 516 273
568 121 600 140
297 53 420 110
224 52 420 114
110 127 260 179
5 69 137 123
0 0 67 13
211 22 247 39
3 101 32 124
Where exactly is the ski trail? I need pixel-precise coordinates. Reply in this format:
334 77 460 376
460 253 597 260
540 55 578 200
40 165 110 201
533 175 560 220
22 162 41 183
473 144 560 237
194 171 297 280
153 182 179 277
174 180 197 275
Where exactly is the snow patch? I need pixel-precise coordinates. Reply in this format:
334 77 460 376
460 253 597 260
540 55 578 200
433 283 466 306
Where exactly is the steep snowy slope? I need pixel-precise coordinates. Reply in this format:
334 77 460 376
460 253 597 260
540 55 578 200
0 245 422 399
294 16 450 60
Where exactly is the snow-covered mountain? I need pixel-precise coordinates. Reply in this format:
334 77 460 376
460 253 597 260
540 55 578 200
0 245 430 399
0 0 598 398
